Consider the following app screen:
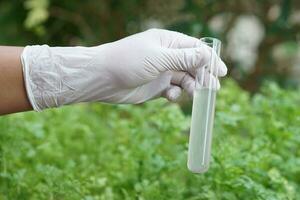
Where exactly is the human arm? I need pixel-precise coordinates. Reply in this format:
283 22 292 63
0 46 32 115
0 29 227 115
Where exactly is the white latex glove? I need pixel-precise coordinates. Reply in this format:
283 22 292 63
21 29 227 111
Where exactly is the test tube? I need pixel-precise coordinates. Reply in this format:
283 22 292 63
187 37 221 173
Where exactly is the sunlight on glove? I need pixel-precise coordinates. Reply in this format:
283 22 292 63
21 29 227 111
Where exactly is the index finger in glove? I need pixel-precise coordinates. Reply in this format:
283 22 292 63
160 47 227 77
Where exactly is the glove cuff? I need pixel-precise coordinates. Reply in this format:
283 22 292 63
21 45 102 111
21 45 54 111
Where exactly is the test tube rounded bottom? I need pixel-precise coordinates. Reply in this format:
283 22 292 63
187 88 216 173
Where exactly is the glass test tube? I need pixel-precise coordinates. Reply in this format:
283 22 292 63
187 37 221 173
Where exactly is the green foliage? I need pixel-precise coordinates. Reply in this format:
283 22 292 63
24 0 49 35
1 79 299 199
1 0 299 88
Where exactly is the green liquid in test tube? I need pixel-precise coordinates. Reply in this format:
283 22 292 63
187 37 221 173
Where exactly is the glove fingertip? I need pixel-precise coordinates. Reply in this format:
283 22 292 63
165 86 182 102
217 59 228 77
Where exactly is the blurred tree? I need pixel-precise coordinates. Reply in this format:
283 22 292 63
175 0 300 91
0 0 299 91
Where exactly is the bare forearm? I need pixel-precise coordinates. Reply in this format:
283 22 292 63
0 46 32 115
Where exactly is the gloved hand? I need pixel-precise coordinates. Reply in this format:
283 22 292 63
21 29 227 111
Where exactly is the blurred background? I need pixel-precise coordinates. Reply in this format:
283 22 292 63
1 0 299 91
1 0 300 199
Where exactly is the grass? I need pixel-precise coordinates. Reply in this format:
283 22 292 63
0 79 300 200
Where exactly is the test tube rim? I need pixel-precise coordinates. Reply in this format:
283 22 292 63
200 37 221 48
